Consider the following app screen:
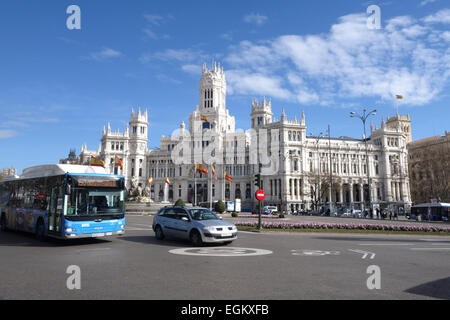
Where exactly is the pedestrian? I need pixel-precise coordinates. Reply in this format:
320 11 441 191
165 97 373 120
389 210 392 220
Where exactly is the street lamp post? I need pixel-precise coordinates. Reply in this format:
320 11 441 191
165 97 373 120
282 151 290 215
327 125 334 215
350 109 377 218
310 132 324 212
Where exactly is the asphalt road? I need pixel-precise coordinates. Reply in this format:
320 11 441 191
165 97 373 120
0 215 449 300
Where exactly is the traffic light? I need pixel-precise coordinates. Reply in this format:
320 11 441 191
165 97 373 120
254 174 261 189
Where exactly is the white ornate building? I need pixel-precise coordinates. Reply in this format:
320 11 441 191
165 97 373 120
64 62 412 213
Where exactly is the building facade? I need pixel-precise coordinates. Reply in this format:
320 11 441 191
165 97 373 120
1 168 17 177
66 63 412 213
408 131 450 203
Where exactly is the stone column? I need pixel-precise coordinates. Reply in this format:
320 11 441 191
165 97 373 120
349 183 354 207
360 184 364 205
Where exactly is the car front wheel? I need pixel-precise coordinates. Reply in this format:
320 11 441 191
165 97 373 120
154 225 165 240
190 230 203 246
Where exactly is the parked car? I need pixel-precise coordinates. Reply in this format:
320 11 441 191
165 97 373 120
352 210 364 218
340 210 352 217
152 206 238 246
263 206 278 215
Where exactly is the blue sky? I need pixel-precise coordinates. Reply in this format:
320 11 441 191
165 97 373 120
0 0 449 173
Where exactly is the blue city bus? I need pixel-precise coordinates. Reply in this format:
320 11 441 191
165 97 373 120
410 203 450 222
0 165 126 240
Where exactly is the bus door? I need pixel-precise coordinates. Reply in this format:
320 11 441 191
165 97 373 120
48 186 62 234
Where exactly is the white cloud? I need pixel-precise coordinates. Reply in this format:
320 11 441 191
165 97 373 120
420 0 438 6
223 10 450 106
155 49 203 62
243 13 268 26
226 70 292 100
142 48 209 65
89 47 122 61
142 13 173 40
144 14 165 26
0 130 16 139
142 28 170 40
220 32 233 41
181 64 202 75
423 8 450 24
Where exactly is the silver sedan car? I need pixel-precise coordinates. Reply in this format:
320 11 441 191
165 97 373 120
152 206 238 246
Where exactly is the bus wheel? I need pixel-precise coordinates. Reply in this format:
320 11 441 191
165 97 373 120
0 215 7 232
35 220 46 241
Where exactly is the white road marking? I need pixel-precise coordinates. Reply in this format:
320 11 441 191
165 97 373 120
410 248 450 251
126 227 153 231
348 249 376 259
169 247 273 257
359 243 414 246
291 250 340 256
237 231 263 235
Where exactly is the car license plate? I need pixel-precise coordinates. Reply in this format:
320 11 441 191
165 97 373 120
222 233 232 237
92 233 105 237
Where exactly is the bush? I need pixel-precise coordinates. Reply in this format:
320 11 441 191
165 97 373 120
231 212 239 218
214 200 226 214
174 199 185 207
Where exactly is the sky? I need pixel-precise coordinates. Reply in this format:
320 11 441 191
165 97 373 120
0 0 449 174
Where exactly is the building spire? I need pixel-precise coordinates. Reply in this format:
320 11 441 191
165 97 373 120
281 108 287 122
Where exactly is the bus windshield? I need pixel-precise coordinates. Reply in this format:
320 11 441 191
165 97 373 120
66 188 125 216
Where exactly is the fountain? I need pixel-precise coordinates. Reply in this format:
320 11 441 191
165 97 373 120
161 183 170 204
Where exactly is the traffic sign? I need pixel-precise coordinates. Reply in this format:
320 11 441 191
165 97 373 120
255 190 265 201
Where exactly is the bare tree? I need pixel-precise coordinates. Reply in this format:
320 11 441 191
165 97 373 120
409 142 450 203
305 170 342 211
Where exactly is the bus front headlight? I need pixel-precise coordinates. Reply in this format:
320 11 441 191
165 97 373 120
66 228 76 232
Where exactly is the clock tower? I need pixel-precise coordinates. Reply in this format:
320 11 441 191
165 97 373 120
190 62 234 134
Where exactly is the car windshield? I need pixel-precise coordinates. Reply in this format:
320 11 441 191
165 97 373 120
189 209 219 221
66 188 125 216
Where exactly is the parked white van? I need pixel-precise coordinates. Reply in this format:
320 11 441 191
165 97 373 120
263 206 278 215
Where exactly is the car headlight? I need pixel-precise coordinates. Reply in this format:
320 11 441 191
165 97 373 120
202 226 215 232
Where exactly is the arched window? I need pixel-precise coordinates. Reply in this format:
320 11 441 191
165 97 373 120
235 186 241 200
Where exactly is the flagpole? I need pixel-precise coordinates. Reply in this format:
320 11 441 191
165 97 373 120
396 97 399 115
194 165 197 206
209 164 213 211
222 166 225 202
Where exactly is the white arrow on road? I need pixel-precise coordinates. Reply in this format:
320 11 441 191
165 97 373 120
349 249 376 260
